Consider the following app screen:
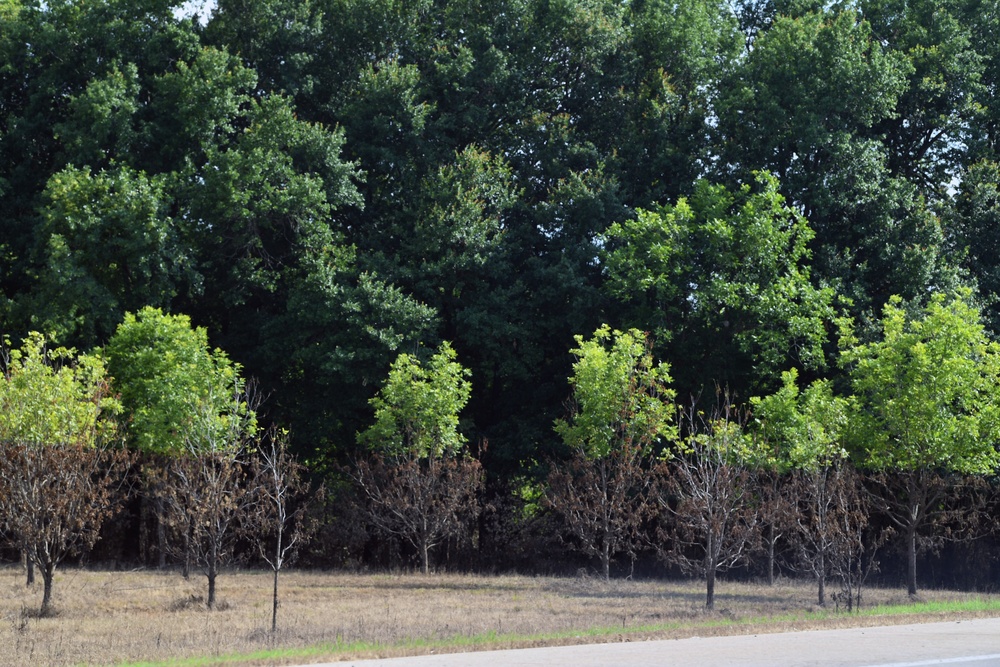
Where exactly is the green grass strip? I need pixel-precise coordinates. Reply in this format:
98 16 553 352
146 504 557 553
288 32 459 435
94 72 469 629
111 597 1000 667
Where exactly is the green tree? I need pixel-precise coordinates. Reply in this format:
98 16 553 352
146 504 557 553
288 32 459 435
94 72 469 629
358 342 472 460
715 7 961 313
841 290 1000 596
603 173 834 397
0 332 129 614
354 342 481 573
752 370 864 606
105 307 251 571
105 307 244 457
547 326 675 579
25 167 187 347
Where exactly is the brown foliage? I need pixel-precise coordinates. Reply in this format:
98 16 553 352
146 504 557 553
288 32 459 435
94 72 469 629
151 449 254 608
0 442 133 614
655 403 758 610
352 452 483 574
545 441 652 580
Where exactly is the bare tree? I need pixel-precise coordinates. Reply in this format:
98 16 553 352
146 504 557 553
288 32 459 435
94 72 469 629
545 439 652 580
251 428 320 632
352 450 482 574
156 378 259 609
788 462 872 606
0 442 132 615
656 401 758 610
756 468 795 586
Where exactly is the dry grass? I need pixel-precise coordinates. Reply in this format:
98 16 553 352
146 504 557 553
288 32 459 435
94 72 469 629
0 565 997 666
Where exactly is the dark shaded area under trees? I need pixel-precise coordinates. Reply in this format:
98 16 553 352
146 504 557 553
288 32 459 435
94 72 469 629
5 0 1000 601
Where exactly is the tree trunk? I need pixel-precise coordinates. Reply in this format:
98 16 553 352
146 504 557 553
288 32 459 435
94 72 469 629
766 525 776 586
40 562 55 616
156 496 167 570
817 552 826 607
601 538 611 581
706 562 716 610
906 523 918 597
207 540 218 609
207 569 217 609
24 551 34 587
421 539 430 575
182 522 192 579
272 567 280 633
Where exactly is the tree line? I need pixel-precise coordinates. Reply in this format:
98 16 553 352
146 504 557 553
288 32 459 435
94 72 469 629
4 0 1000 599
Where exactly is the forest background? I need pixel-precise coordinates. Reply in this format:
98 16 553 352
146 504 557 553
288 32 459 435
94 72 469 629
4 0 1000 596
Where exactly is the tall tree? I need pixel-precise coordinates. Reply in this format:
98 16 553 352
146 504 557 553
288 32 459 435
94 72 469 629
715 7 961 312
841 290 1000 596
603 172 834 397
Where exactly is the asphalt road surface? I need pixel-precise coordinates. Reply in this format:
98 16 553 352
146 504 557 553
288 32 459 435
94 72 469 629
318 618 1000 667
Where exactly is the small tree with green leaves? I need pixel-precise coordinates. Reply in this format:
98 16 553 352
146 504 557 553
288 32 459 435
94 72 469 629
547 326 675 580
753 370 869 607
841 290 1000 597
354 342 480 574
105 306 247 568
0 333 132 615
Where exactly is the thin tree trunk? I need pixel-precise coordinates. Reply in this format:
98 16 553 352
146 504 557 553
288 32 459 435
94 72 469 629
207 539 218 609
767 525 776 586
156 495 167 570
706 562 716 610
817 552 826 606
906 523 918 597
272 567 279 633
601 538 611 581
182 522 192 579
24 551 34 587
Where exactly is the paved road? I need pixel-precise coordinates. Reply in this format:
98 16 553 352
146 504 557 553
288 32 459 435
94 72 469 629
318 618 1000 667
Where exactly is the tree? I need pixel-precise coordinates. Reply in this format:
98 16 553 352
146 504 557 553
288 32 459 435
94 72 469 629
656 398 758 610
156 376 259 609
251 428 320 633
105 306 247 568
546 326 675 580
602 173 834 397
715 7 962 313
0 332 131 615
354 342 481 574
752 370 868 606
841 290 1000 596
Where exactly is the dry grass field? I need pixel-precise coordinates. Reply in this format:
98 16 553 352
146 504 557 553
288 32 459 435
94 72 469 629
0 565 998 666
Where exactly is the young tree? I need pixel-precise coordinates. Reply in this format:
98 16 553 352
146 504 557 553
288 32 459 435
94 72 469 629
841 290 1000 596
753 370 863 606
251 428 320 633
547 326 675 580
354 342 481 574
157 375 259 608
0 333 131 615
656 399 758 610
105 306 248 568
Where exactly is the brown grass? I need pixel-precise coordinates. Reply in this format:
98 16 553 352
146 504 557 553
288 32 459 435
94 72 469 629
0 565 997 666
